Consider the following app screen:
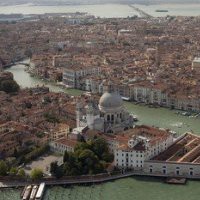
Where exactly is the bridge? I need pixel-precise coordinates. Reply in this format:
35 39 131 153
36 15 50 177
129 5 153 19
16 62 30 67
3 62 29 69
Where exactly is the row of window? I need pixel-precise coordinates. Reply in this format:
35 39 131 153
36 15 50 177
116 163 143 168
116 159 143 163
116 153 143 157
149 166 194 176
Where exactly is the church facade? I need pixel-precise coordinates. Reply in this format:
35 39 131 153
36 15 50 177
76 87 134 134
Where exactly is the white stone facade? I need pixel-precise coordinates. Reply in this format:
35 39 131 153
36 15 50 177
49 138 77 154
144 161 200 177
63 66 101 88
114 133 173 169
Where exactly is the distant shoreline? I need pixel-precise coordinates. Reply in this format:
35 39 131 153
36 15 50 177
1 2 200 7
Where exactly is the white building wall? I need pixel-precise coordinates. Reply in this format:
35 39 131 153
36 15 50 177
114 134 174 169
50 142 74 154
114 149 145 169
144 161 200 177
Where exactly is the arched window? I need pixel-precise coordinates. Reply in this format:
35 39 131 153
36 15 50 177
107 115 110 121
111 114 114 121
120 113 122 118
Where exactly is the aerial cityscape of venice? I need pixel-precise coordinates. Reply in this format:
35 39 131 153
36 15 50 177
1 0 200 199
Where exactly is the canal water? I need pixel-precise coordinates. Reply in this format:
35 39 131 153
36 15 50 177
1 177 200 200
3 63 200 199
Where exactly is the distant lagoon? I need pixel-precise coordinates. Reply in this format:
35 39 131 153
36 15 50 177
0 3 200 18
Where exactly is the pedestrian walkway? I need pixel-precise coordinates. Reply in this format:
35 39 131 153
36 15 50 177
1 171 200 188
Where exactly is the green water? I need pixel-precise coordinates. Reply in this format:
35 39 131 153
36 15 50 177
5 64 83 96
1 177 200 200
4 64 200 199
125 102 200 135
43 177 200 200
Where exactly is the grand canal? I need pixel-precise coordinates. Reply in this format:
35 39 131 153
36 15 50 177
2 63 200 199
6 63 200 135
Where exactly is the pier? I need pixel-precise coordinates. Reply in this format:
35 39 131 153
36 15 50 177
129 5 153 19
1 171 200 189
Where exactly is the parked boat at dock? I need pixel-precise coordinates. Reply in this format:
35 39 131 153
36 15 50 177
20 185 27 199
35 183 45 200
22 185 32 200
29 185 38 200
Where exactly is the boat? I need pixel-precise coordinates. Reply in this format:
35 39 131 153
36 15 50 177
121 96 130 101
133 115 138 122
35 183 45 200
130 114 138 122
29 185 38 200
181 112 191 116
20 186 27 199
165 177 187 185
155 9 169 12
169 130 177 137
22 185 32 200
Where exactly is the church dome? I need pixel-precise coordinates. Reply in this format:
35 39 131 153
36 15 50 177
99 92 123 109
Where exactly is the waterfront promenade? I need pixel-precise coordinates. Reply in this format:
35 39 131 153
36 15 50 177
1 170 200 188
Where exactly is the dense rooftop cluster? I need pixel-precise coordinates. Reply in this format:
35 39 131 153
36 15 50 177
0 77 78 158
1 14 200 110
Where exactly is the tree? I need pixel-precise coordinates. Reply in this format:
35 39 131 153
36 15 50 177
61 138 113 177
54 166 64 179
74 142 90 152
0 80 19 93
0 160 8 176
63 151 69 163
9 167 18 175
50 161 63 178
25 144 49 163
91 138 109 160
30 168 43 180
102 152 114 163
18 169 25 177
50 161 58 175
78 149 98 174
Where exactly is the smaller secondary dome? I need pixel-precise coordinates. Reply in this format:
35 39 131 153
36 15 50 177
99 92 123 108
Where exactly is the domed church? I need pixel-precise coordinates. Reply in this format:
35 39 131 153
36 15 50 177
76 84 134 134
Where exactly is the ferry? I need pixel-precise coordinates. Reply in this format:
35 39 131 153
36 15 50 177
35 183 45 200
29 185 38 200
22 185 32 200
155 9 169 12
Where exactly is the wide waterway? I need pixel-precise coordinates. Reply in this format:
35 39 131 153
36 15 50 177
0 3 200 17
3 63 200 199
